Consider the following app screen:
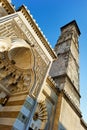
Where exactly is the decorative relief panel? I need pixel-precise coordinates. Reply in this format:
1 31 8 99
0 20 17 38
32 49 49 97
0 38 36 95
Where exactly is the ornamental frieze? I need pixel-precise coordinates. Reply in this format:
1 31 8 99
32 49 49 97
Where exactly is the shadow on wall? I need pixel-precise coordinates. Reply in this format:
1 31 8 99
58 122 67 130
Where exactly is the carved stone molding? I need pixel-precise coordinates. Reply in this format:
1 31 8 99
32 49 49 97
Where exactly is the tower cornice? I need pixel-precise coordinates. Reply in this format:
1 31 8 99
61 20 81 36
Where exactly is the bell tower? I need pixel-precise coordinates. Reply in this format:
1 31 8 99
50 20 81 107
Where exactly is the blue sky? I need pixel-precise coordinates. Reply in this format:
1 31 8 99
12 0 87 122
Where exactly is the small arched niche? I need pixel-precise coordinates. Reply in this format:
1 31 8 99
8 39 34 70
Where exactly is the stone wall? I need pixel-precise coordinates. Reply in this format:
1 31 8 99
64 77 80 107
67 53 79 91
59 96 86 130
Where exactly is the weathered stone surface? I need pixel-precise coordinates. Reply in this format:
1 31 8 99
50 20 80 104
67 53 79 91
49 52 69 78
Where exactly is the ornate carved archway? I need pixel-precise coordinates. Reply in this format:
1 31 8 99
0 37 35 95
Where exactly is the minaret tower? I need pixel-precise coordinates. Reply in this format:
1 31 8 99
50 20 81 108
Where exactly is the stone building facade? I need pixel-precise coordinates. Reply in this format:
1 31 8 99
0 0 87 130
